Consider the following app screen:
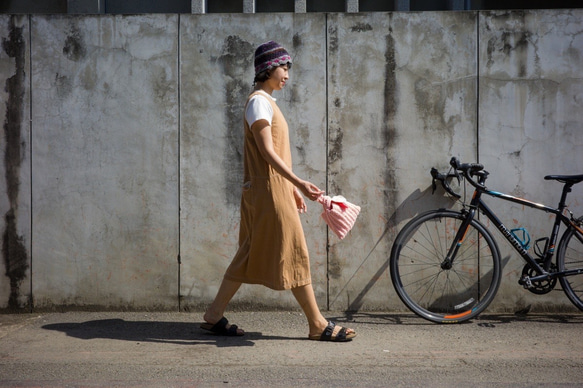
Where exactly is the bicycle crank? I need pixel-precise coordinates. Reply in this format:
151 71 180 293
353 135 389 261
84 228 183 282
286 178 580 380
520 260 557 295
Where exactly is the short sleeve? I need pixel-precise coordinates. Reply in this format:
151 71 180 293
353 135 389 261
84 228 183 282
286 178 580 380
245 95 274 127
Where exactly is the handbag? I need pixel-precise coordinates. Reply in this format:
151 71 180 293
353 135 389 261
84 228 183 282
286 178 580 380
317 195 361 240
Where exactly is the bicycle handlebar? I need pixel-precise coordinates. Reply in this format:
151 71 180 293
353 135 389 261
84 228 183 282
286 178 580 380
431 157 489 198
449 157 484 177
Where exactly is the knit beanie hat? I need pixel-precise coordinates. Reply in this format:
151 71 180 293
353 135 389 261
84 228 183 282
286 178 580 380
254 41 292 76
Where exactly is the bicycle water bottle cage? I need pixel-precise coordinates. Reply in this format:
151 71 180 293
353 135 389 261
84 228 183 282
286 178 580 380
510 228 531 250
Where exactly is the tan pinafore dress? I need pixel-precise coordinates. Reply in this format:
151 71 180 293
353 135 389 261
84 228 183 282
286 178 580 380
224 91 311 290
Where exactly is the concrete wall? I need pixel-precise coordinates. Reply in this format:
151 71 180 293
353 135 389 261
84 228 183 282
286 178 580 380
1 10 582 312
479 10 583 311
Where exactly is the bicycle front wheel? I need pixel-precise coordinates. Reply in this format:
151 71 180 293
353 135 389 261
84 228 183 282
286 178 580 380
390 210 501 323
557 228 583 311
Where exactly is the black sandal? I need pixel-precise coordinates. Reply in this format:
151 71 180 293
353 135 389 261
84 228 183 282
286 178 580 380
309 321 356 342
200 317 244 336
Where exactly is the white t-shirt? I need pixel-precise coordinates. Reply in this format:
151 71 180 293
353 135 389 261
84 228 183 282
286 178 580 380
245 91 276 128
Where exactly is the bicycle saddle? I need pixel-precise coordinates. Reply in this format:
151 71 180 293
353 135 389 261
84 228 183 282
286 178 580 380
544 174 583 184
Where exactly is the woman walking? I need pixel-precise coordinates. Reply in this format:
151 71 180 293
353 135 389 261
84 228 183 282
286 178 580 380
201 41 356 342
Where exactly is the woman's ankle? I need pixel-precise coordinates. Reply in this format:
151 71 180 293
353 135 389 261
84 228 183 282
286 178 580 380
203 309 223 324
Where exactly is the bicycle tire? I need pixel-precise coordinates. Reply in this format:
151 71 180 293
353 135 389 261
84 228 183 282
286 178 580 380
390 209 501 323
557 227 583 311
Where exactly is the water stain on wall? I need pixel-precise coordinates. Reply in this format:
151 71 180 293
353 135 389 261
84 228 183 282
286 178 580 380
63 23 87 62
328 126 343 195
414 78 447 132
350 23 373 33
218 35 253 207
292 33 302 51
327 24 339 86
2 16 29 310
326 22 342 195
328 255 342 280
328 127 343 165
55 72 72 99
383 31 398 214
485 11 531 78
501 31 532 78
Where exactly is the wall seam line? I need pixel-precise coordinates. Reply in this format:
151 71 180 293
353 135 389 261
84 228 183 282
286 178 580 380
476 11 480 164
325 13 330 311
177 14 182 312
28 14 34 313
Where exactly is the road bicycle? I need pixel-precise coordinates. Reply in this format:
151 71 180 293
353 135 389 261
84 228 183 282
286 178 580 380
389 157 583 323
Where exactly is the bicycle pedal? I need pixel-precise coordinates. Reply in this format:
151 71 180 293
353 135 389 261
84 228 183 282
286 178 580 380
519 276 533 289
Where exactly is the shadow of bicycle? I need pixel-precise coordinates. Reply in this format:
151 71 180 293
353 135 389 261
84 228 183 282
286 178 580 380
330 185 458 312
327 310 583 327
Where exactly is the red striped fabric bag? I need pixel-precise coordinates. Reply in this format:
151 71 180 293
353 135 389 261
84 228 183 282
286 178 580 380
317 195 361 240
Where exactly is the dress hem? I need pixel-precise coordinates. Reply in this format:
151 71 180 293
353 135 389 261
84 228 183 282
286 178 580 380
223 274 312 291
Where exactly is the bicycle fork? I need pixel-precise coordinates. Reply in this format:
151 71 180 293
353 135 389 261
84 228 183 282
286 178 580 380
441 187 486 271
441 207 477 270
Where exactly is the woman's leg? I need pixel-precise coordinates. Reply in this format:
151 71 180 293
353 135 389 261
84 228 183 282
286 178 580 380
291 284 355 338
203 277 244 334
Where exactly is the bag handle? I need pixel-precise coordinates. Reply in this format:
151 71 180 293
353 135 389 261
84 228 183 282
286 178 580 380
317 195 349 210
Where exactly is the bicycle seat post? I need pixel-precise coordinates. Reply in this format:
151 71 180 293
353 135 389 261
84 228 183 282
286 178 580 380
557 183 573 213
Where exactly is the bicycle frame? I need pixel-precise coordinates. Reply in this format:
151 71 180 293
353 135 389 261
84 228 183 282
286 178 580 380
445 180 583 283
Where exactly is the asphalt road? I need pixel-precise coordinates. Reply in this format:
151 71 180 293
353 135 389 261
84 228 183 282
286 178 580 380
0 310 582 387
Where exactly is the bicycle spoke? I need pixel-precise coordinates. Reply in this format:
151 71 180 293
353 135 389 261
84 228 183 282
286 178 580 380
410 223 447 262
416 271 443 308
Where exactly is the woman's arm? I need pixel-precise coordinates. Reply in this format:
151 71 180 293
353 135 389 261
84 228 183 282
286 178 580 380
251 119 323 201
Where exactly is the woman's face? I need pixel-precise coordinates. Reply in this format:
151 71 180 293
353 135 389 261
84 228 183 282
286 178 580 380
268 65 289 90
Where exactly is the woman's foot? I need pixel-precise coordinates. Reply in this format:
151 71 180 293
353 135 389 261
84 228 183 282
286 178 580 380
202 312 245 336
309 321 356 342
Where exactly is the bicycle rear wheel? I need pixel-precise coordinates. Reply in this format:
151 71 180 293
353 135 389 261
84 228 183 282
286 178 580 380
557 228 583 311
390 210 501 323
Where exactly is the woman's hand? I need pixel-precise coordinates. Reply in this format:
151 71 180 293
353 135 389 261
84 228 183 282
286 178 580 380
293 188 307 213
298 181 324 202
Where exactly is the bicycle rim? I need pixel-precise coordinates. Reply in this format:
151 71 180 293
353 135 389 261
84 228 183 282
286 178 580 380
558 228 583 311
390 210 501 323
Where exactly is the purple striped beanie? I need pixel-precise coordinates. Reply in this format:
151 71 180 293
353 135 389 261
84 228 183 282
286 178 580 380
254 41 292 76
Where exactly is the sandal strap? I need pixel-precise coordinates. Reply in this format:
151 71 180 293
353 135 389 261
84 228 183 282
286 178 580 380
320 321 336 341
211 318 241 336
210 317 229 333
226 324 239 335
335 327 347 341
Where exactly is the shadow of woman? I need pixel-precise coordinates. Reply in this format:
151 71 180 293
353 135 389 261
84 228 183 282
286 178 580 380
42 319 301 347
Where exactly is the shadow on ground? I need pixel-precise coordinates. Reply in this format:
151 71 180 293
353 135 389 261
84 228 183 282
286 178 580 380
41 319 303 347
327 311 583 327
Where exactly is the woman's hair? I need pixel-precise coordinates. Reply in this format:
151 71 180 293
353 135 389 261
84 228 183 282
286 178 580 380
253 69 270 85
252 63 292 85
